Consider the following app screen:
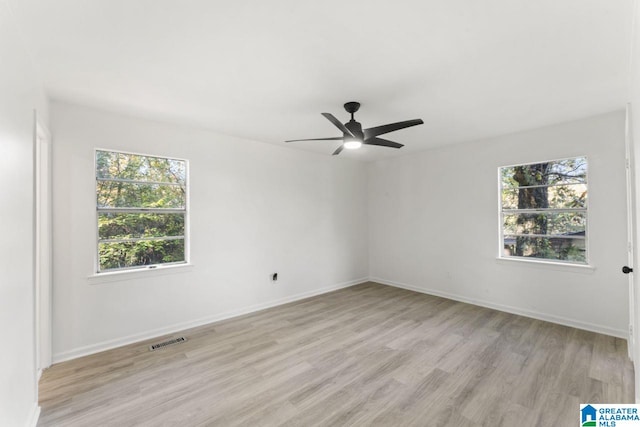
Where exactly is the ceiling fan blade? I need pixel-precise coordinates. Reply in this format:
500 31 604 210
363 119 424 139
364 137 404 149
285 137 343 143
333 145 345 155
322 113 354 137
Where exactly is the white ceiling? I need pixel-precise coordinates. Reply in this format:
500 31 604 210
11 0 634 161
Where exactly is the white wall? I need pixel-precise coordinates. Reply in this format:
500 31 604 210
50 101 369 361
0 0 48 425
369 111 628 337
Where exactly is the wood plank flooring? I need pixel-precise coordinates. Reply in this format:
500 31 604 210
38 282 634 426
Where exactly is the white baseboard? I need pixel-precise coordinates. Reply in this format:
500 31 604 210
371 277 627 339
25 404 40 427
52 277 367 364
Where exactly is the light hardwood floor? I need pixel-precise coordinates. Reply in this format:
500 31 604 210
38 282 634 426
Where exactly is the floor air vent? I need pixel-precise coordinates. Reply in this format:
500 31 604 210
149 336 187 351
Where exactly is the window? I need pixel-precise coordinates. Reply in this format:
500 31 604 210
96 150 188 272
499 156 588 264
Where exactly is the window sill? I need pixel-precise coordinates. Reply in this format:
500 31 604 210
88 263 194 284
495 256 595 274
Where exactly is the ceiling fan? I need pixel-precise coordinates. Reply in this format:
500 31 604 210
286 102 424 155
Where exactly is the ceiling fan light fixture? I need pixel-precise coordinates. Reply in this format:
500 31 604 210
344 138 362 150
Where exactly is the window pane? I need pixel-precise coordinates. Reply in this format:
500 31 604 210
99 239 185 271
499 156 588 265
503 236 586 263
96 150 188 273
97 181 186 208
501 157 587 189
96 150 186 184
503 212 586 236
98 213 185 240
501 183 587 210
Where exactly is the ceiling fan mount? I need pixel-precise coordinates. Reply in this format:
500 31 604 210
344 101 361 115
286 101 423 155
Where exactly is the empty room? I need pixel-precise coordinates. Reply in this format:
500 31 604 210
4 0 640 426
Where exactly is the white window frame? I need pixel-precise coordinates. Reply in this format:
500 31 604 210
94 148 190 274
497 156 590 266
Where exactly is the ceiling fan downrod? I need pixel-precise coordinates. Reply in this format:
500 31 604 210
344 101 360 121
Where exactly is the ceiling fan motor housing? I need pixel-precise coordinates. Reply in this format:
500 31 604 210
345 120 363 140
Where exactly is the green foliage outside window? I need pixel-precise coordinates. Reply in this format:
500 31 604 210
500 157 587 263
96 150 187 271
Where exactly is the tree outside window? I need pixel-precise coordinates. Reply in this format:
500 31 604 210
500 157 587 264
96 150 188 272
